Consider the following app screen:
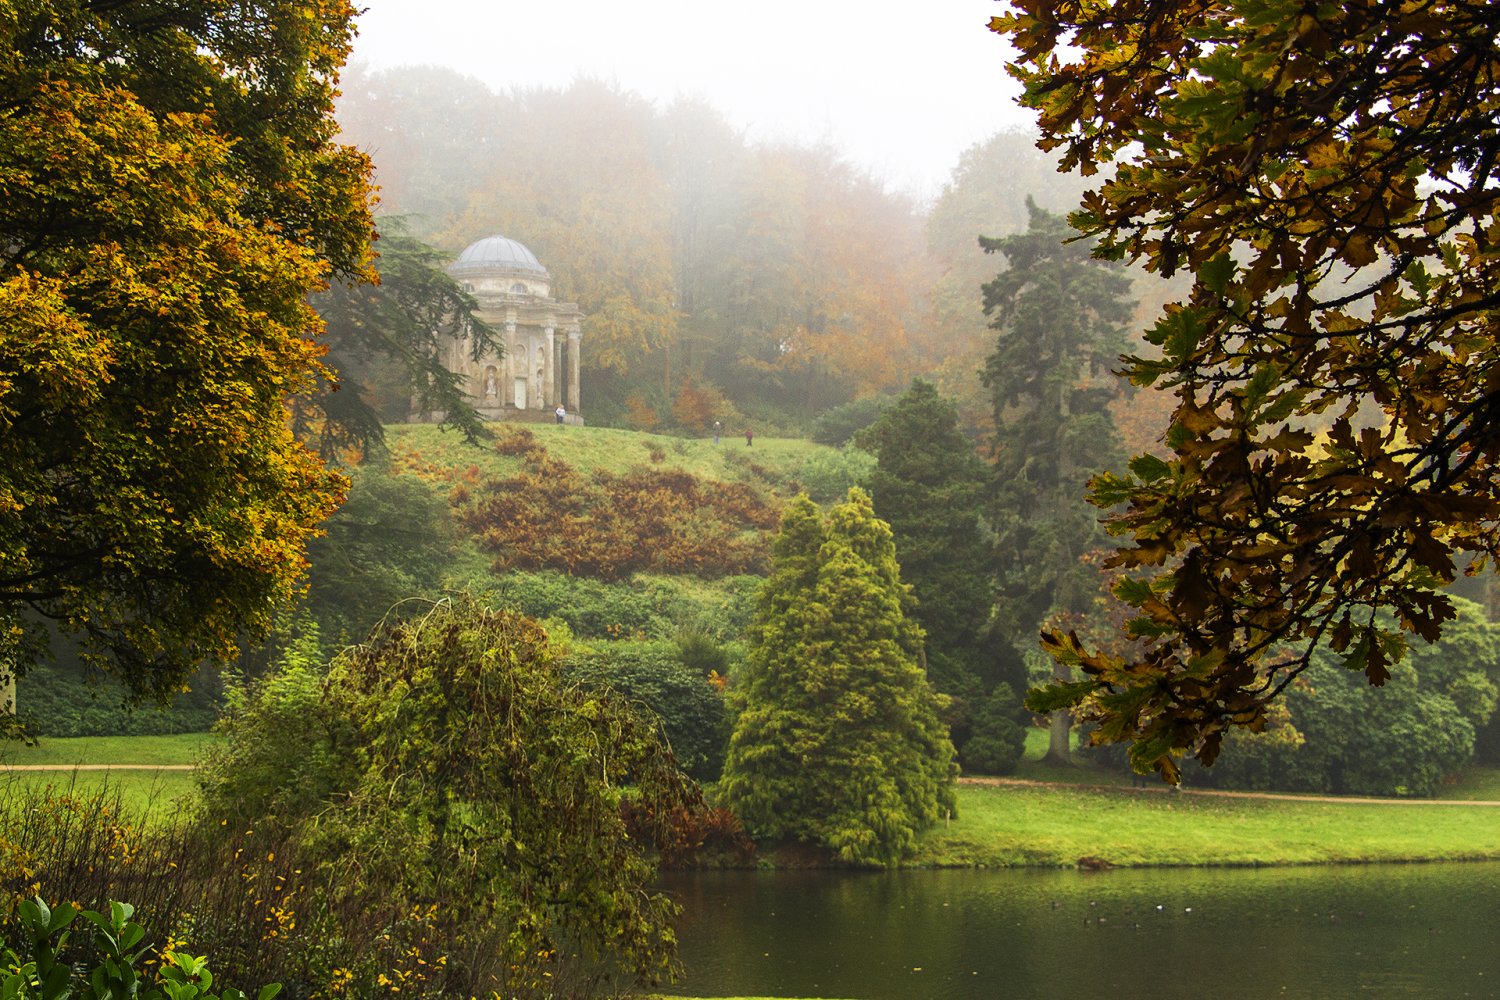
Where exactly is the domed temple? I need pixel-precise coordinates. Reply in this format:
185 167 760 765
418 234 584 424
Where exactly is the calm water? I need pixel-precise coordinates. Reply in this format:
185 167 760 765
662 863 1500 998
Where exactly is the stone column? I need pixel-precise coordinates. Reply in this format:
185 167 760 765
543 325 556 409
504 311 518 408
568 325 582 412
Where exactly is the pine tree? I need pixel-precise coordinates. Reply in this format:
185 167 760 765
983 199 1135 763
720 490 957 866
859 379 1008 699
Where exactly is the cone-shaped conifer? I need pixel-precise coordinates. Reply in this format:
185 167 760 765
721 489 957 865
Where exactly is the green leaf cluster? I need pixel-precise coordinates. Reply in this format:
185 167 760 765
3 896 278 1000
994 0 1500 774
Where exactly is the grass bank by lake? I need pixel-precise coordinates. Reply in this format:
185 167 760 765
917 781 1500 867
916 729 1500 867
11 734 1500 869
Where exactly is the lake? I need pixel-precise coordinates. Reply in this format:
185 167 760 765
663 863 1500 998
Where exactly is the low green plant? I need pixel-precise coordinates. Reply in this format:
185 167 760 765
2 896 279 1000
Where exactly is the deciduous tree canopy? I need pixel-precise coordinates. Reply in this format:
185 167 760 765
995 0 1500 779
0 0 373 701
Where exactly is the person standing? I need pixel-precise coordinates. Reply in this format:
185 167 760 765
555 405 566 424
745 427 753 447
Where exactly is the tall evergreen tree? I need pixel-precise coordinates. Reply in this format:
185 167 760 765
858 379 1020 763
720 490 956 866
982 200 1135 760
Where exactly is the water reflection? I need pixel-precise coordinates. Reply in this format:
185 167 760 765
663 864 1500 999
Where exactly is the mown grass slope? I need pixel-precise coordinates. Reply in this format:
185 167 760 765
387 422 867 495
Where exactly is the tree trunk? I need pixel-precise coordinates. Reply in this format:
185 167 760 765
1041 659 1073 764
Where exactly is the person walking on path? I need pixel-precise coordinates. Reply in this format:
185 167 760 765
745 427 753 447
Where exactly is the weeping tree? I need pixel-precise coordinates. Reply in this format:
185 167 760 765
199 597 698 997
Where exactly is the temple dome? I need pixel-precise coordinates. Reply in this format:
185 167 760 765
450 235 549 278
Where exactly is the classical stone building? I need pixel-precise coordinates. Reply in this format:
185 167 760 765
419 234 583 424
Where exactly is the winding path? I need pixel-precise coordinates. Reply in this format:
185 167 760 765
1 763 195 771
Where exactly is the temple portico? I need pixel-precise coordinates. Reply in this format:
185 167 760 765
417 234 584 424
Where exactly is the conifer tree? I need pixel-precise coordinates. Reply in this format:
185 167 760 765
859 380 1010 698
983 200 1135 764
720 490 957 866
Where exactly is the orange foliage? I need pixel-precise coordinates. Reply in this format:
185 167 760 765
623 393 660 431
671 378 717 430
619 800 755 868
453 428 780 580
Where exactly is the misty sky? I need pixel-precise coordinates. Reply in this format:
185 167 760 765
348 0 1033 198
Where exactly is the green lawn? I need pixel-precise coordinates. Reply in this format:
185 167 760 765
0 733 212 816
388 421 844 485
916 780 1500 868
11 731 1500 869
0 768 200 816
0 732 216 767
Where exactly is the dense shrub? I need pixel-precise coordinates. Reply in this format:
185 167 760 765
16 660 220 738
486 569 672 639
1081 598 1500 795
1207 656 1475 797
639 574 760 641
198 598 700 997
811 396 890 446
788 447 877 504
960 684 1028 776
567 641 732 781
476 570 758 645
674 630 729 677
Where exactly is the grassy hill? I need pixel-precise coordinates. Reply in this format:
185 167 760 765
386 422 872 502
373 422 874 646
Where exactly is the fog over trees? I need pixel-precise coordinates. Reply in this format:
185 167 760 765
334 69 1131 435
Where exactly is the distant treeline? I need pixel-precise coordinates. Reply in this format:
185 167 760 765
334 69 1102 434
